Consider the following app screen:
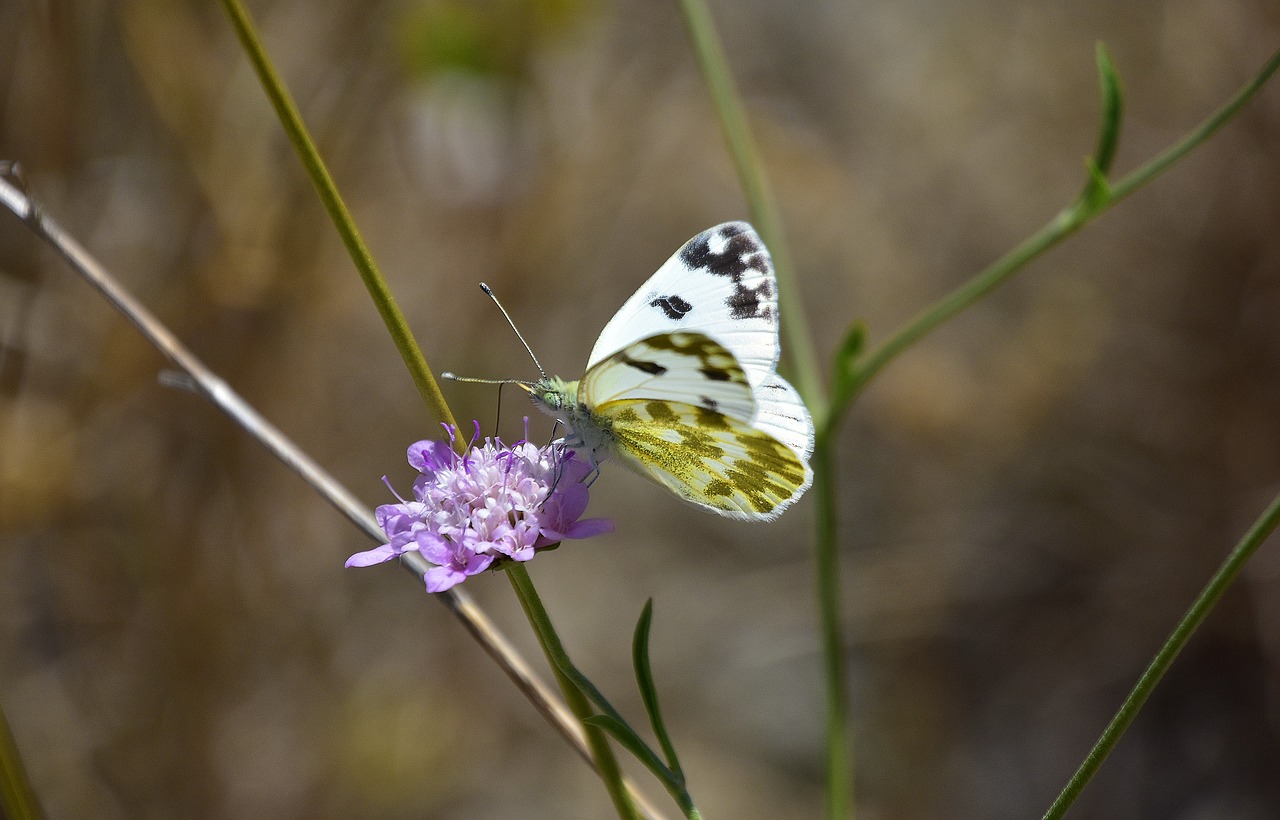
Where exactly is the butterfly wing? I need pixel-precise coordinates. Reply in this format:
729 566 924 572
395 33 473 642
752 374 816 463
596 397 813 521
587 223 781 388
575 224 815 519
580 332 811 520
581 331 757 422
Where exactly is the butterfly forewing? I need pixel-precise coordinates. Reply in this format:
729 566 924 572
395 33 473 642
580 332 757 422
597 398 813 521
587 223 781 388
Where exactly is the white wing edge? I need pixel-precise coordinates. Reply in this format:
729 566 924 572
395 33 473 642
752 374 815 462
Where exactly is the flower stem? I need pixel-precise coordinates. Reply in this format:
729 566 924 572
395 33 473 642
216 0 458 435
810 439 851 818
507 565 641 820
0 701 42 820
1044 489 1280 818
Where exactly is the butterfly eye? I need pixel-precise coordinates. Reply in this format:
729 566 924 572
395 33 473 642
540 390 562 410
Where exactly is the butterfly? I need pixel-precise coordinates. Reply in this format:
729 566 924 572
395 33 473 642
526 222 814 521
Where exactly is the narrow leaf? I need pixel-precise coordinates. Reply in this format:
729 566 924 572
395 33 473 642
633 600 684 777
1091 42 1124 178
827 319 868 419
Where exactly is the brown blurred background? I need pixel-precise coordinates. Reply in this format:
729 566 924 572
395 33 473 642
3 1 1280 817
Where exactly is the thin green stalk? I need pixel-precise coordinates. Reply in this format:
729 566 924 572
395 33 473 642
1044 489 1280 818
0 701 42 820
507 565 641 820
676 0 826 419
217 0 458 434
827 45 1280 435
1109 47 1280 203
810 440 850 819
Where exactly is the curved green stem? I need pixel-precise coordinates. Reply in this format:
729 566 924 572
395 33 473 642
1044 489 1280 818
217 0 458 434
507 565 641 820
1108 47 1280 203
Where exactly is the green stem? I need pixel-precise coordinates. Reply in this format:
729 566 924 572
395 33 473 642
0 700 42 820
217 0 458 434
1044 489 1280 818
507 565 641 820
827 45 1280 436
676 0 826 420
1108 47 1280 203
811 439 851 818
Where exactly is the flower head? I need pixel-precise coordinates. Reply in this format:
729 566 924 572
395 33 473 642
346 421 613 592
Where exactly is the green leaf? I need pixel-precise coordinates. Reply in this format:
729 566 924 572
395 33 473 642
553 611 702 816
1091 42 1124 179
633 600 684 779
551 647 676 784
828 319 867 410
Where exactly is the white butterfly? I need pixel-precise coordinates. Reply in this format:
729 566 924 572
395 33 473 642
528 222 814 521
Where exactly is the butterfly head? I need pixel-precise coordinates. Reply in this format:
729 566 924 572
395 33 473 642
525 376 578 416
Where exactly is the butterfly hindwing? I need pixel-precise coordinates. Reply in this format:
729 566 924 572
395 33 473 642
751 374 815 463
596 397 813 521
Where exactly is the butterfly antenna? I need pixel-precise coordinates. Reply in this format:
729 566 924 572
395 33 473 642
440 372 532 388
480 282 547 379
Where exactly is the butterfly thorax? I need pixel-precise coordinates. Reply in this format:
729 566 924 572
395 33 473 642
530 376 614 467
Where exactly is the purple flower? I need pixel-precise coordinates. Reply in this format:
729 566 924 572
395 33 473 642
346 421 613 592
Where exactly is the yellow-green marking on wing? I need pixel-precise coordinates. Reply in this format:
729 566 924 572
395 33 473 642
597 397 812 521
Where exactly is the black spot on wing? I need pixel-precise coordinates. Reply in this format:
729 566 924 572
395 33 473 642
678 223 775 321
699 368 730 381
623 356 667 376
699 395 719 411
650 294 693 320
726 282 772 321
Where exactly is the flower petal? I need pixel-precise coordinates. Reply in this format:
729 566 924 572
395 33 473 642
408 439 454 473
344 543 400 567
563 517 615 540
424 565 466 592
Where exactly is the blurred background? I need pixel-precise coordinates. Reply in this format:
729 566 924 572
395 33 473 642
2 1 1280 817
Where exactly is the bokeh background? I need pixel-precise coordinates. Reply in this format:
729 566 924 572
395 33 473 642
3 1 1280 817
